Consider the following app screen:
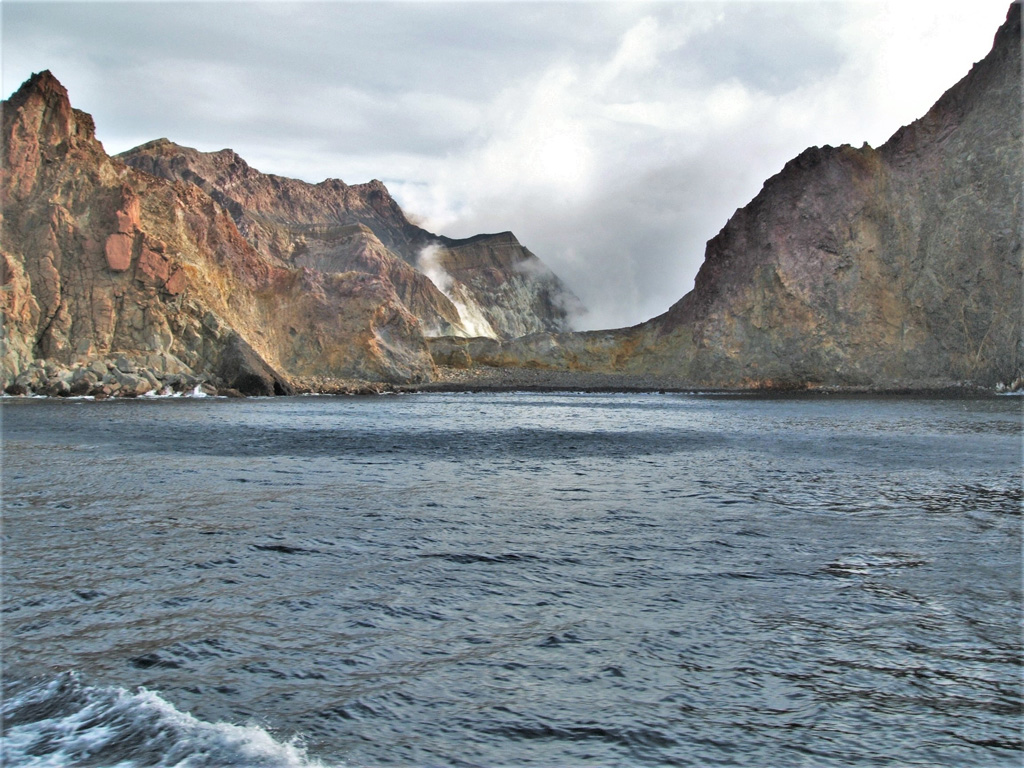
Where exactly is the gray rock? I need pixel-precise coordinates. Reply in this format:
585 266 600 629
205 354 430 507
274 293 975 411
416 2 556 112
68 377 94 396
71 366 95 383
110 370 151 396
15 368 45 390
43 378 71 397
214 332 294 396
114 356 136 374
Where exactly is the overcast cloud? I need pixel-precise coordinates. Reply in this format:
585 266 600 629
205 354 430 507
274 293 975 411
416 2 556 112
2 1 1012 329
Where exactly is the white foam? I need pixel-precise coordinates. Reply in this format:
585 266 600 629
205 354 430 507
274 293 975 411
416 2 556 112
1 672 335 768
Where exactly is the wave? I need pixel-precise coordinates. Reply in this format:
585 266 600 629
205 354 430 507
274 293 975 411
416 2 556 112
1 672 333 767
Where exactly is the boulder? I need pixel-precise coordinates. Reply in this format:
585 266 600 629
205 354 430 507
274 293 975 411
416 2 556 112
104 233 133 271
214 332 294 396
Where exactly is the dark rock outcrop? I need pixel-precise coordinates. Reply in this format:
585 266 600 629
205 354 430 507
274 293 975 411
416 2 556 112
215 332 293 396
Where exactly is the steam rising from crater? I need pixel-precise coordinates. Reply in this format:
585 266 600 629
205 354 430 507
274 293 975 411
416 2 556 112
416 244 498 339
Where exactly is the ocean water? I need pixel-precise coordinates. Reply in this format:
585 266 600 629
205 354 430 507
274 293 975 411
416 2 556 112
1 392 1020 767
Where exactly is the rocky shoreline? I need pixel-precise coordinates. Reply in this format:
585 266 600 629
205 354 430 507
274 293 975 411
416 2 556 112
4 359 1019 399
411 367 1021 396
2 356 223 399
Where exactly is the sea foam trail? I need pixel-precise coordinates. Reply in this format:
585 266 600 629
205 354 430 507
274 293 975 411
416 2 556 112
1 672 332 768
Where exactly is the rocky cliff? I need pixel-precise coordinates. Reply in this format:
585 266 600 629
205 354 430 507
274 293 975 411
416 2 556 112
4 5 1019 396
426 231 583 339
439 3 1022 390
651 0 1022 388
118 141 579 339
1 71 436 395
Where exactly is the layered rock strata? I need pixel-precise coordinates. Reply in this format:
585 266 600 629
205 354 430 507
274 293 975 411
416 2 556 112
434 3 1022 390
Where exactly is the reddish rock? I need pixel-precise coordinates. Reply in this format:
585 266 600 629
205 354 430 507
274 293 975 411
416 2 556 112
164 268 187 295
104 232 133 271
1 69 438 389
138 247 170 283
118 140 580 339
115 209 136 234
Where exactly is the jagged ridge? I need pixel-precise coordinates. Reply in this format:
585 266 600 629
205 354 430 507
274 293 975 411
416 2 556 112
118 141 581 339
1 70 437 395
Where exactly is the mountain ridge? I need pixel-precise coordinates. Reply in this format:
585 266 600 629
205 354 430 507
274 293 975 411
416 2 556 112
117 139 580 340
1 69 436 394
2 3 1020 396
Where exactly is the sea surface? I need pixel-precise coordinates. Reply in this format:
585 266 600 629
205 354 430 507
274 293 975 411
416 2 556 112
1 392 1021 767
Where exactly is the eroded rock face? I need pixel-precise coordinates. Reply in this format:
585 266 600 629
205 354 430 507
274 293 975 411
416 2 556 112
427 232 584 339
5 5 1018 395
440 4 1022 390
117 140 467 336
118 140 581 339
1 71 436 392
648 3 1022 388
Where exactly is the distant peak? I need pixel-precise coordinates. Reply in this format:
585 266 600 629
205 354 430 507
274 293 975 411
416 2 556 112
26 70 64 92
441 231 521 248
29 69 61 87
2 70 100 145
316 178 350 190
353 179 393 196
7 70 69 108
995 2 1021 47
130 138 177 152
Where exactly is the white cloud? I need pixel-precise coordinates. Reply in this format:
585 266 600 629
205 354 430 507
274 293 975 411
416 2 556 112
384 0 1012 329
595 16 662 87
2 0 1013 330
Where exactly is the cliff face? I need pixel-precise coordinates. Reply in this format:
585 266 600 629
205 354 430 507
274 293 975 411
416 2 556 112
4 5 1018 395
1 72 436 394
446 3 1022 389
119 141 580 339
649 1 1022 388
425 232 583 339
117 140 467 336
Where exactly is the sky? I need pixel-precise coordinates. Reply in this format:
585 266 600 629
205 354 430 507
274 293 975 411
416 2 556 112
2 1 1013 330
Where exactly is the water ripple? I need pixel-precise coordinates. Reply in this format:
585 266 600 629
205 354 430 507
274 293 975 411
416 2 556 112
2 393 1020 767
